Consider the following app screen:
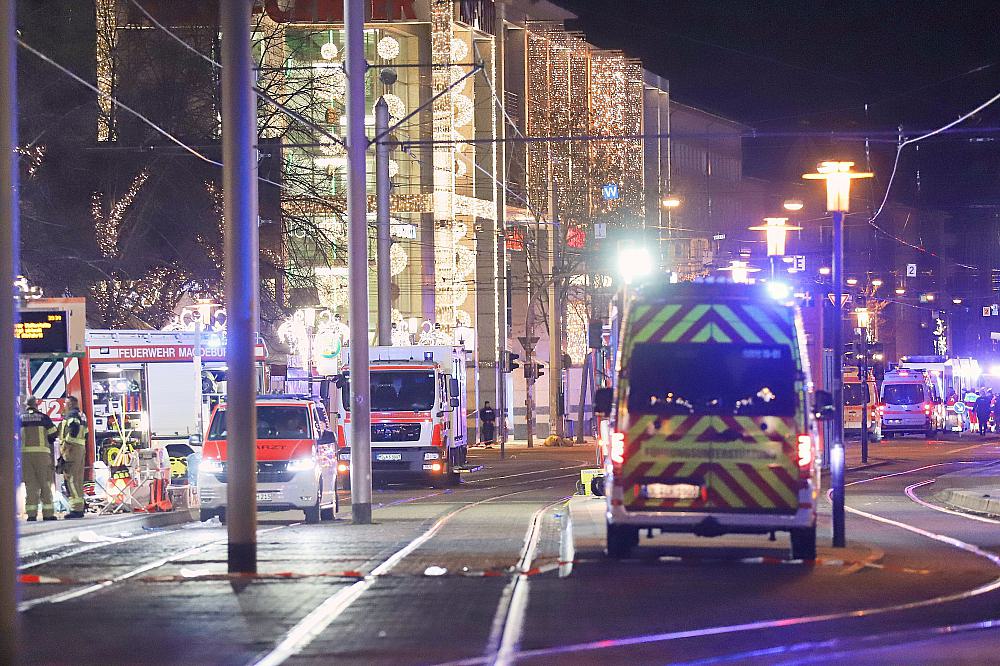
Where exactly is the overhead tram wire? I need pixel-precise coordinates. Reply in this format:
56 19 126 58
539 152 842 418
129 0 346 150
861 87 1000 272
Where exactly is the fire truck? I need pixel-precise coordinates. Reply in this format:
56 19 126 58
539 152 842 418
332 345 470 487
33 329 267 482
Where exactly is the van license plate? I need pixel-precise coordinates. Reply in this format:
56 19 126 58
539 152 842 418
644 483 700 500
256 491 275 502
377 453 402 461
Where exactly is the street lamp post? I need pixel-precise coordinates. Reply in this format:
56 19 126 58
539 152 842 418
803 161 873 549
856 306 871 464
748 216 801 280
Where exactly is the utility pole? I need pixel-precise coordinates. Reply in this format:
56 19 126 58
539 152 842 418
375 97 392 346
220 0 259 574
345 0 372 525
547 156 563 439
0 0 20 659
859 318 870 464
518 336 538 448
494 2 509 452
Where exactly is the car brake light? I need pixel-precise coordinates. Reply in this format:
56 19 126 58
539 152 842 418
337 462 349 474
337 424 346 448
431 424 443 447
797 434 813 470
431 462 442 472
610 431 625 465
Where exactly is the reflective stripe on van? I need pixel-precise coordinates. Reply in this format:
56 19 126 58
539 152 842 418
627 303 793 346
618 414 801 512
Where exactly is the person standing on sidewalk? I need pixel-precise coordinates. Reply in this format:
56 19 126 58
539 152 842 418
479 400 496 448
58 396 89 518
974 390 992 436
20 396 59 521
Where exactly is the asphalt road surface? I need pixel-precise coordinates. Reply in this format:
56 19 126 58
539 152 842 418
16 436 1000 665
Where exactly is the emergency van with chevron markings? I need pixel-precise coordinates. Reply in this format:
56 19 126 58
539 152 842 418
594 282 828 561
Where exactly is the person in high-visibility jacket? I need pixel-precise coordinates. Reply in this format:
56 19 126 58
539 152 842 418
58 396 88 518
20 396 58 521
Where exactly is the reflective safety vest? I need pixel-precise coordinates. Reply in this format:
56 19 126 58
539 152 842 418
59 411 88 447
21 408 57 455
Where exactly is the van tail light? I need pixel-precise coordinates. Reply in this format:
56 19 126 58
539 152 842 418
431 423 443 447
610 431 626 465
923 402 932 414
337 424 346 449
797 434 813 474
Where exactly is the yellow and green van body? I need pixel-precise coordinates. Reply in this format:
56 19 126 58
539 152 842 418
604 283 820 537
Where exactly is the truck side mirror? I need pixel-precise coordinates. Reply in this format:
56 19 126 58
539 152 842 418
594 387 613 415
318 430 335 445
449 377 460 397
813 390 835 420
449 397 460 408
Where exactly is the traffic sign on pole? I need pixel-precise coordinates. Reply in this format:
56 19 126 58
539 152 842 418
517 336 539 351
601 183 619 200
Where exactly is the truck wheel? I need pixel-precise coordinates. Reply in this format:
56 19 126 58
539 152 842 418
883 432 894 440
606 522 638 559
199 508 217 523
304 488 321 524
216 508 226 525
925 428 935 439
790 526 817 561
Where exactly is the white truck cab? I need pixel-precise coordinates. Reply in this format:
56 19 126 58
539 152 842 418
333 346 469 487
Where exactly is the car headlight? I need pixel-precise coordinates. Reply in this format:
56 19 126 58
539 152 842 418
201 459 225 474
287 457 317 472
423 452 441 460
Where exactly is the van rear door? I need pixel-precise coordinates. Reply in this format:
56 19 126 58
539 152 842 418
619 303 803 514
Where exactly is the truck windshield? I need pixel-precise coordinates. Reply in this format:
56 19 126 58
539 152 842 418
626 342 798 416
207 405 312 440
843 383 869 406
883 383 924 405
343 370 436 412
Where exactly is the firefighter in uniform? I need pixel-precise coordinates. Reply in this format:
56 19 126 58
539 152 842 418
20 396 58 521
59 396 88 518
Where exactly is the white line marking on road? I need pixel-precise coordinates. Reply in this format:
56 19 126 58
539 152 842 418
19 529 170 571
946 442 992 454
19 525 289 611
435 461 1000 664
485 499 563 666
252 489 542 666
905 479 1000 524
465 464 589 484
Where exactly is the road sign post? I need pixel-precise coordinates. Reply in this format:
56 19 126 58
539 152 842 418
518 336 538 448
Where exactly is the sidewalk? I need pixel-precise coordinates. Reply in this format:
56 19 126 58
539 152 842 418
18 509 197 560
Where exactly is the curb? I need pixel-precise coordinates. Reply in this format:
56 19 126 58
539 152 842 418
937 489 1000 519
18 509 198 559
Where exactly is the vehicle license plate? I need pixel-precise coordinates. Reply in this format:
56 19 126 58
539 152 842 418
256 491 275 502
644 483 700 500
377 453 402 461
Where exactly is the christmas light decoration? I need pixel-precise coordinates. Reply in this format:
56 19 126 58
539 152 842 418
376 35 400 61
388 158 399 179
452 93 474 128
92 170 150 259
390 243 408 276
380 93 406 120
320 41 338 61
451 37 468 61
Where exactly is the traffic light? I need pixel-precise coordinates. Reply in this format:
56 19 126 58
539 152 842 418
502 351 521 374
534 361 545 380
523 361 533 379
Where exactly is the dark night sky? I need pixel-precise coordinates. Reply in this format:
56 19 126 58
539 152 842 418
553 0 1000 211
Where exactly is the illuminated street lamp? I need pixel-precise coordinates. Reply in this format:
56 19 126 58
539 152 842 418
953 297 963 305
748 217 801 278
618 245 654 285
871 278 883 288
783 198 804 212
718 260 760 284
660 192 682 209
802 161 873 550
846 277 858 286
895 287 906 296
